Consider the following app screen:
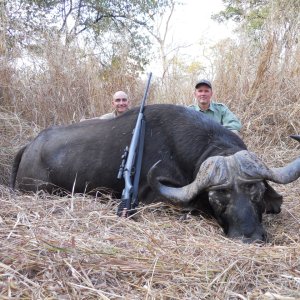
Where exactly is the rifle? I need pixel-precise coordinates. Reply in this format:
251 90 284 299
117 72 152 217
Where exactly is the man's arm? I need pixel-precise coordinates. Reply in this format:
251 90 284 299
221 105 242 132
80 112 115 122
99 112 115 119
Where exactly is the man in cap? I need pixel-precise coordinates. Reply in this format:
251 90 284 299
80 91 130 121
189 79 242 135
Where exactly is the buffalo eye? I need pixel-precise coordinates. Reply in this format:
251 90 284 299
242 182 264 195
209 189 230 206
243 182 265 203
243 183 256 192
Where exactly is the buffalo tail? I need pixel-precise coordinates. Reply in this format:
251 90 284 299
9 145 27 191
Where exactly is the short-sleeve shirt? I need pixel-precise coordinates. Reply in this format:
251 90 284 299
189 102 242 132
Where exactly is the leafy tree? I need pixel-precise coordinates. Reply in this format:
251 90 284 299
212 0 300 45
212 1 269 23
1 0 174 72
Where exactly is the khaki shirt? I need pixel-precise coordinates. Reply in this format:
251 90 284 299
80 111 117 122
99 111 118 120
189 102 242 132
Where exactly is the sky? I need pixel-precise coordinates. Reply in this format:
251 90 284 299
170 0 233 46
149 0 235 76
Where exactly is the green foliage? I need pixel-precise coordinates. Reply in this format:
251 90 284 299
212 5 244 23
1 0 174 73
212 0 300 43
212 0 270 30
213 1 268 22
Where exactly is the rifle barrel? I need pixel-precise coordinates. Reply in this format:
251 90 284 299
139 72 152 114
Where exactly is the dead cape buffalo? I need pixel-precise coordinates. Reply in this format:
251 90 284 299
10 104 300 243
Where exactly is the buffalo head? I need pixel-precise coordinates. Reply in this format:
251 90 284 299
148 148 300 243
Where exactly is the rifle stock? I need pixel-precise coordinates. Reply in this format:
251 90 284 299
117 72 152 217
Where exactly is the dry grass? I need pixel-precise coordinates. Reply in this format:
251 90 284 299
210 3 300 150
0 109 39 185
0 37 146 128
0 180 300 299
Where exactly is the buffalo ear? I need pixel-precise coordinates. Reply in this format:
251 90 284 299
263 182 283 214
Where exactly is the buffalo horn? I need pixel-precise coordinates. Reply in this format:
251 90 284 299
147 157 228 205
262 136 300 184
231 147 300 185
290 135 300 142
262 157 300 184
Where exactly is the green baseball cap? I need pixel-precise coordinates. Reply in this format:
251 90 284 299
195 79 212 89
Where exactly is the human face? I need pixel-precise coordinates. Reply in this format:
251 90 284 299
194 84 213 111
112 96 129 115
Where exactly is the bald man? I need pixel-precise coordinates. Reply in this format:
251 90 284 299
100 91 130 120
80 91 130 122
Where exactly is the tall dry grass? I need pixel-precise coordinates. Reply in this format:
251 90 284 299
1 37 147 126
210 1 300 153
211 35 300 153
0 108 39 185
